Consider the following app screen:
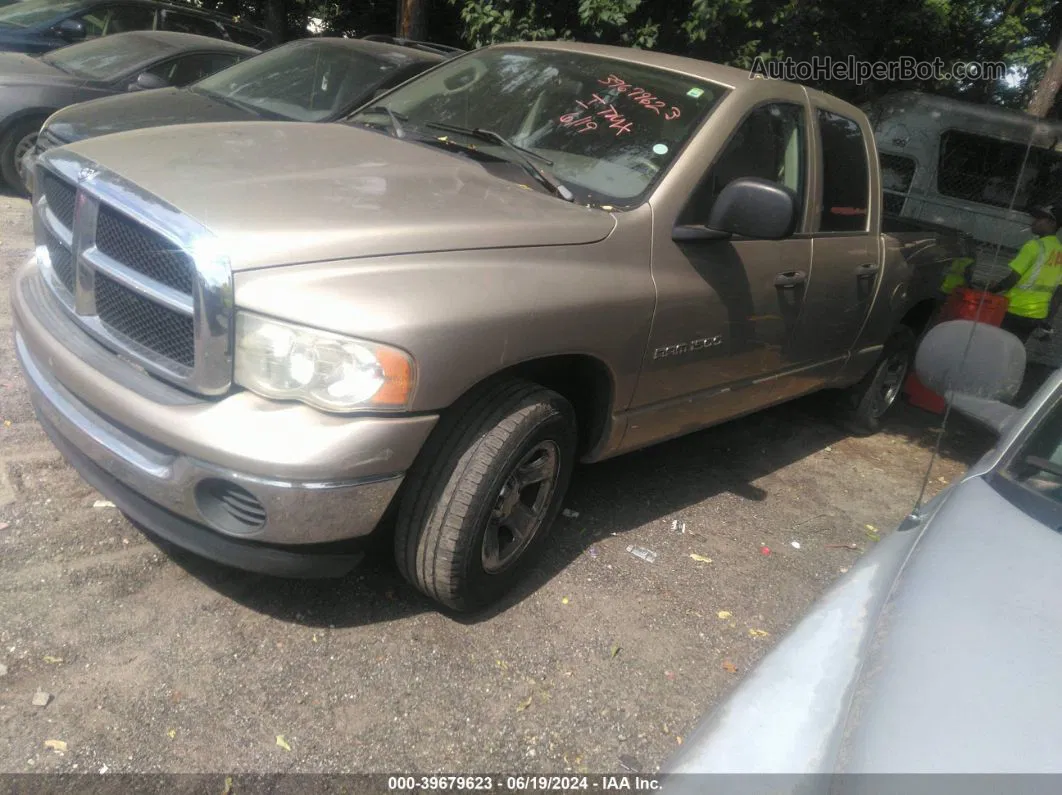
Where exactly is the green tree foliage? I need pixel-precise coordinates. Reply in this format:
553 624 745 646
451 0 1062 109
186 0 1062 115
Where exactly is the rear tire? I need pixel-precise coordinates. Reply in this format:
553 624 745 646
840 326 916 436
394 378 577 612
0 117 42 197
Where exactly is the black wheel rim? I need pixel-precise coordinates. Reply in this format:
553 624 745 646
869 348 909 419
481 440 560 574
13 131 36 182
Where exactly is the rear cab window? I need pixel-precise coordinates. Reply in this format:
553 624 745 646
817 108 870 232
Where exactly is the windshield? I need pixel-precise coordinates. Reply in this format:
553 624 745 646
348 46 725 207
0 0 81 27
195 40 421 122
1006 390 1062 504
41 34 169 80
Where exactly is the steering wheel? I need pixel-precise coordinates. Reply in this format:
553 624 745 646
440 60 488 96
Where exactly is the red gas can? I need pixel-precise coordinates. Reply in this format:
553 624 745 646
940 287 1009 326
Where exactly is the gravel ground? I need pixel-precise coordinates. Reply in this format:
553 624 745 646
0 191 993 776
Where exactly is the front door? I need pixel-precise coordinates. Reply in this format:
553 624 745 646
625 100 812 449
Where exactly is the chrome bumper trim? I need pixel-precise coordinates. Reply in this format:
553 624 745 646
16 331 403 545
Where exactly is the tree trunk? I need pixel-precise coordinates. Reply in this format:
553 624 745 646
397 0 427 39
1029 34 1062 118
266 0 286 43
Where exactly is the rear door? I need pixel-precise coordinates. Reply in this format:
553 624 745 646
774 99 881 397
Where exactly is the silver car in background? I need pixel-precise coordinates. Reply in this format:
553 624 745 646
665 320 1062 785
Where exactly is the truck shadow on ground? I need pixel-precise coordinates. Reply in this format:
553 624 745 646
158 392 996 628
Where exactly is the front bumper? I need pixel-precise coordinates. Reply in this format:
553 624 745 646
12 261 439 576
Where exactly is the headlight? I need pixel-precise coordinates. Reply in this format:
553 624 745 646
234 312 415 413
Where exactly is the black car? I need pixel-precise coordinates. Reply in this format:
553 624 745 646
1 30 255 191
0 0 274 54
25 37 450 191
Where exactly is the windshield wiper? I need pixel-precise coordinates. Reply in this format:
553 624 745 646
188 86 279 119
424 122 574 202
355 105 407 139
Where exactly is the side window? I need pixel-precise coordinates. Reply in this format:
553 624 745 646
223 23 265 47
938 129 1062 210
818 109 870 232
161 11 223 38
74 4 154 37
680 102 806 226
167 52 242 85
880 152 916 214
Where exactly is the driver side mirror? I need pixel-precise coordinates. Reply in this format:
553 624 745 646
915 319 1026 433
54 17 86 41
129 71 169 92
673 177 798 242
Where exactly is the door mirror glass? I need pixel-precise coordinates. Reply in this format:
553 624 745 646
131 71 169 91
914 319 1026 432
697 177 798 240
916 319 1026 401
55 17 86 40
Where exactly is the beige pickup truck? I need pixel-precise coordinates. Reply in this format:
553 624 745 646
13 42 966 611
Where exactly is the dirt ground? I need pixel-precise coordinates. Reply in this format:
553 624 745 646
0 192 993 776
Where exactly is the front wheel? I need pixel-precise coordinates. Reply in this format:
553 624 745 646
394 379 577 612
1 117 42 196
840 326 916 435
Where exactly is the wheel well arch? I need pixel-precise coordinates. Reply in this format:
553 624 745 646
1 108 54 137
898 298 937 339
454 354 616 459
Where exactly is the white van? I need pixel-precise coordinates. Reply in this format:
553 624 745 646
869 90 1062 363
870 91 1062 274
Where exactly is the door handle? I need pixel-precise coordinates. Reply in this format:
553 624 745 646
774 270 807 288
856 262 881 277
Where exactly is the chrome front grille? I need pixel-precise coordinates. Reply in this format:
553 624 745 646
96 204 195 294
43 229 75 294
95 272 196 367
32 155 233 395
41 170 75 229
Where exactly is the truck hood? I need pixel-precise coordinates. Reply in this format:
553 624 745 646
665 475 1062 779
45 87 257 145
61 121 617 270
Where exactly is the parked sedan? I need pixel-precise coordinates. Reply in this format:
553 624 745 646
664 320 1062 782
0 0 273 54
0 30 255 192
22 36 446 191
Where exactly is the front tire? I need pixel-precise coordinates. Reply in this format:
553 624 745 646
841 326 916 436
394 379 577 612
1 117 42 197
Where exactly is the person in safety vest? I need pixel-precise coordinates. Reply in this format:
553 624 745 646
939 254 976 297
980 205 1062 345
